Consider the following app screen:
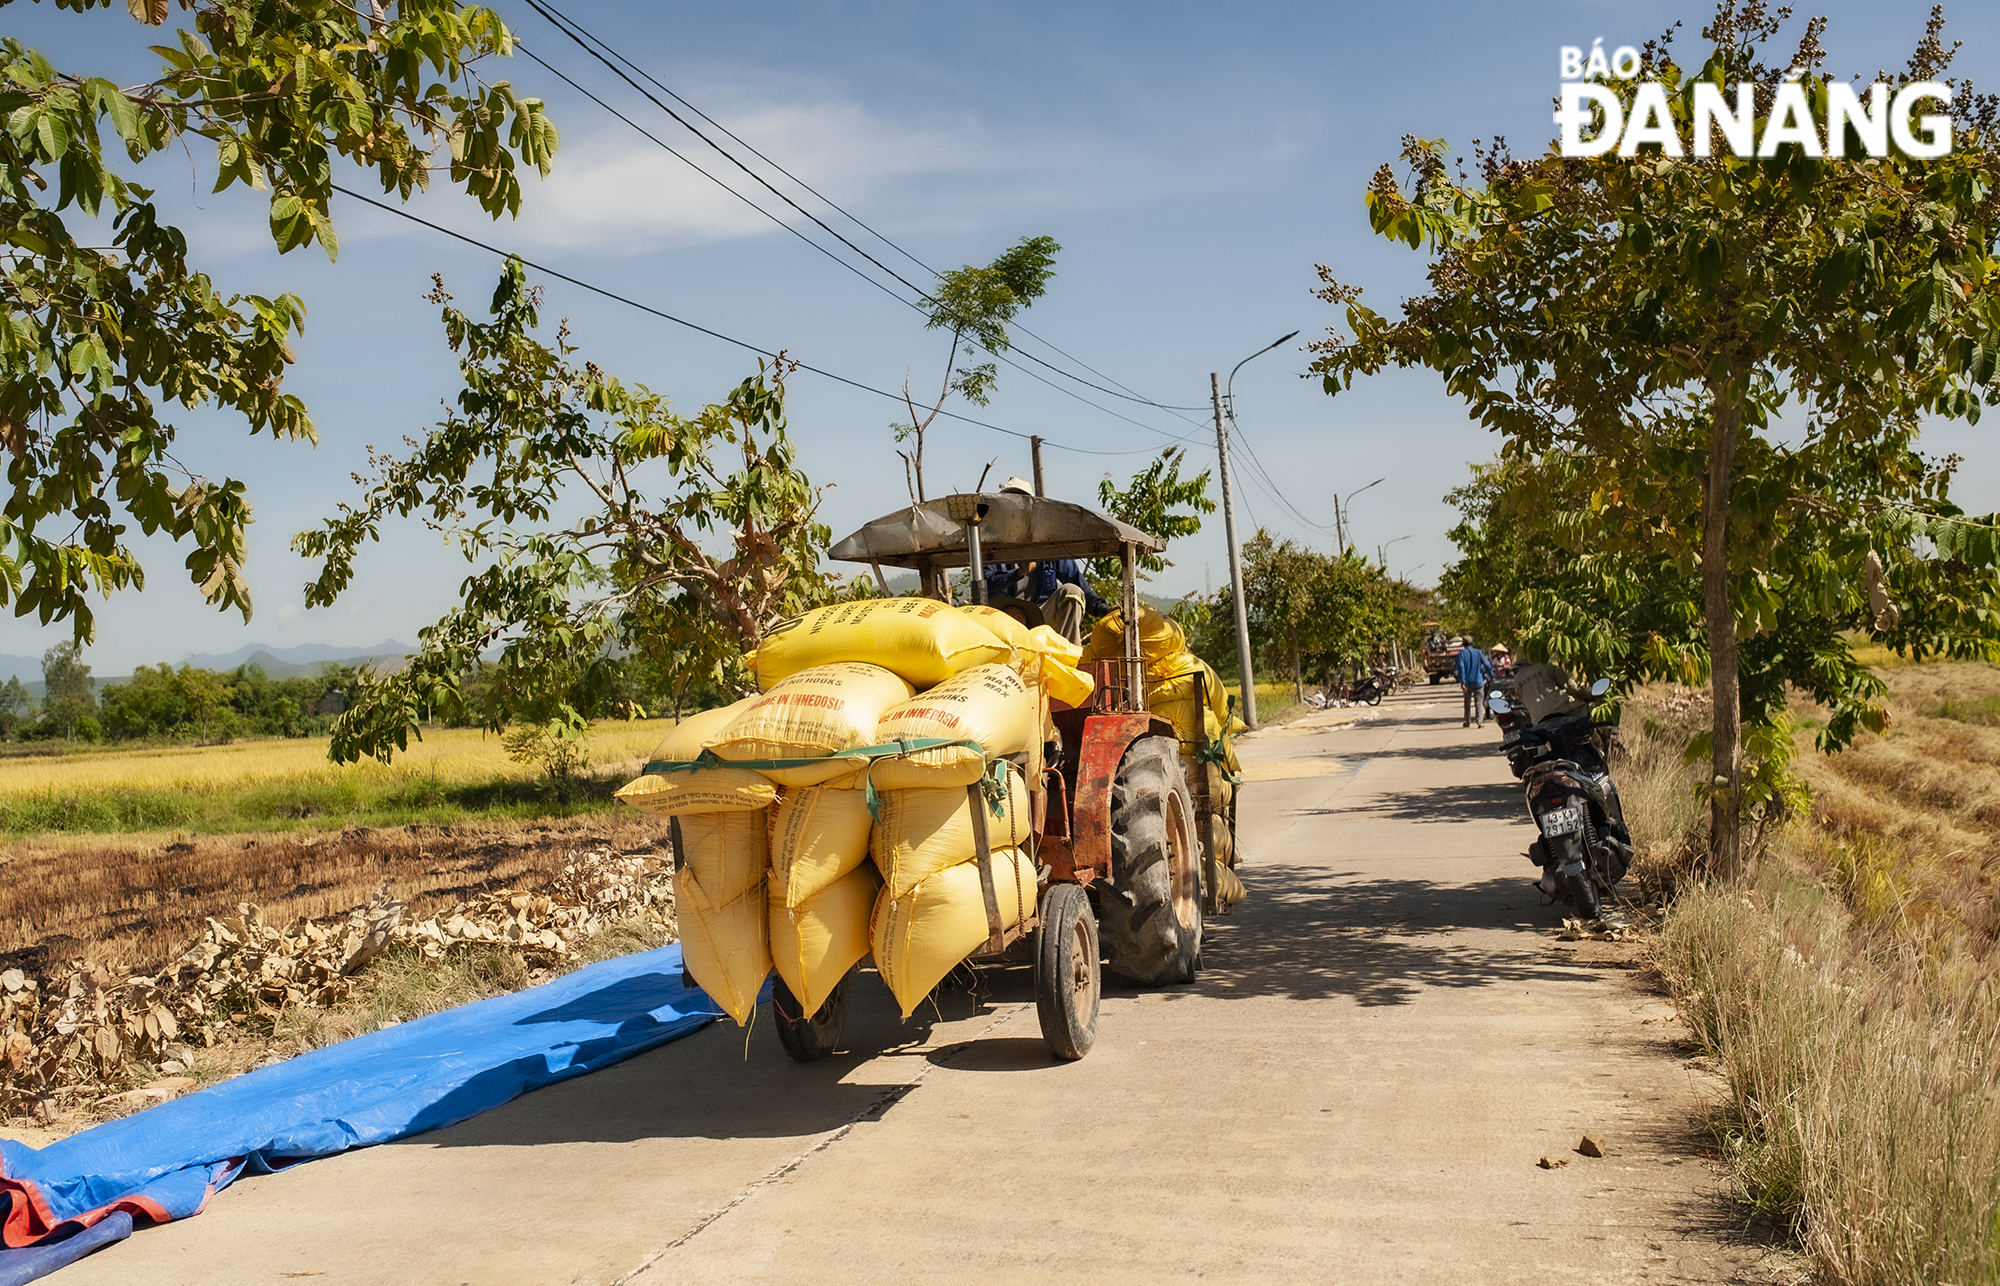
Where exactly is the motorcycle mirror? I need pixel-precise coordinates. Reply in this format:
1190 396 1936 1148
1487 694 1511 713
1589 677 1612 697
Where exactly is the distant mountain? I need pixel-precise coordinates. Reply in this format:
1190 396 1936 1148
0 641 415 698
178 639 414 671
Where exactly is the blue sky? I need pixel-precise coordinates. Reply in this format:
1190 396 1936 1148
6 0 2000 675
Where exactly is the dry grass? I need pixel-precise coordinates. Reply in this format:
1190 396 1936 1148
0 812 671 979
1633 660 2000 1285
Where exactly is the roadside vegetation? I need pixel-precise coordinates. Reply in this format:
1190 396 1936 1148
1613 664 2000 1286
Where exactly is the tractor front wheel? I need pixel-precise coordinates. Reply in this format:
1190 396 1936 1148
1097 735 1203 985
1034 882 1100 1060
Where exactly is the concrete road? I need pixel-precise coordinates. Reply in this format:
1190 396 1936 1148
61 690 1786 1285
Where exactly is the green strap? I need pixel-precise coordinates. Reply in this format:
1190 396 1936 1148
641 737 1014 824
642 736 987 778
1193 736 1243 785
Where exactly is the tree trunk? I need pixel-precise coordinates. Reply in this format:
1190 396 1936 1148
1292 631 1303 704
1703 389 1744 878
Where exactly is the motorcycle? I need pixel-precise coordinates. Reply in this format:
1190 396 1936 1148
1487 676 1634 921
1347 665 1393 707
1486 676 1530 777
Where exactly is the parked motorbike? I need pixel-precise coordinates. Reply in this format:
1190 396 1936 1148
1486 676 1530 777
1487 676 1634 920
1347 666 1393 707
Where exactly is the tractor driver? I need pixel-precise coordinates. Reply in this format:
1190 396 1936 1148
982 478 1112 645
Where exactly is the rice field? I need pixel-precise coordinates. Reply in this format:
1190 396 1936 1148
0 720 677 835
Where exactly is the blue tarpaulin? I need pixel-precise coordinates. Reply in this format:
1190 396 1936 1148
1 943 721 1278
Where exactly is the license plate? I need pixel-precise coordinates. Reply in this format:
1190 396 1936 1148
1539 805 1582 836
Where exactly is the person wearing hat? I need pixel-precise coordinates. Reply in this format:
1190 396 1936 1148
981 478 1111 644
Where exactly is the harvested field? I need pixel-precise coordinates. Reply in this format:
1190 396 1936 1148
0 719 677 835
0 812 672 979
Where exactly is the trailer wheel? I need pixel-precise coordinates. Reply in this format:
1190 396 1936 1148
1429 673 1442 685
1098 735 1202 984
1034 882 1099 1061
773 969 850 1063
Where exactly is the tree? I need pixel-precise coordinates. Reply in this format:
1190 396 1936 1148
295 261 857 764
1240 532 1413 700
39 639 93 739
1 2 557 642
1093 446 1216 581
0 675 26 739
892 236 1059 511
1310 4 2000 872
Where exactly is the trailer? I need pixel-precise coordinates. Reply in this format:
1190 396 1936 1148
760 490 1228 1063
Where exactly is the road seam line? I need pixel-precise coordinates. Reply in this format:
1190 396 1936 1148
614 1001 1030 1281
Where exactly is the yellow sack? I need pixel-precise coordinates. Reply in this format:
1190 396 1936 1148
1082 604 1202 679
615 697 777 816
756 600 1013 690
708 662 915 786
1149 662 1230 752
1212 862 1248 907
769 785 874 906
871 770 1033 901
960 603 1032 653
871 846 1036 1018
770 861 880 1020
1021 625 1095 707
675 870 769 1026
675 809 770 908
864 664 1039 790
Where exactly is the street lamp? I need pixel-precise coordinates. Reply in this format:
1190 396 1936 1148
1379 533 1413 567
1335 476 1384 552
1210 330 1298 732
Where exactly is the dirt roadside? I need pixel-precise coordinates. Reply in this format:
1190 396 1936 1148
46 690 1790 1285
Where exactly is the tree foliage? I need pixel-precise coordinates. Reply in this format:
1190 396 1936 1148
38 637 93 738
295 261 855 764
1092 445 1215 585
892 235 1059 506
1 1 556 640
1310 3 2000 870
1240 531 1419 694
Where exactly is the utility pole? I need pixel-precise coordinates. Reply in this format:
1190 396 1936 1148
1212 372 1258 729
1030 436 1046 497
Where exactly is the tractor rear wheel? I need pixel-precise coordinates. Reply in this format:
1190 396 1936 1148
1098 735 1202 984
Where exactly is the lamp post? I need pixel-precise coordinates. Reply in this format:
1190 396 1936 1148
1210 331 1297 731
1334 476 1384 552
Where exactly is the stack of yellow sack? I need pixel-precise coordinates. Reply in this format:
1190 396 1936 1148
616 598 1061 1026
1082 605 1246 903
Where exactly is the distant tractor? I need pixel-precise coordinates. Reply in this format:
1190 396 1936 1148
1421 622 1466 686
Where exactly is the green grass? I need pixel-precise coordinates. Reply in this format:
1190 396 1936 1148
0 773 631 837
1923 691 2000 726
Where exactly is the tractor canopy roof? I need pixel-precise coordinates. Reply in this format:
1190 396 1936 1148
830 492 1164 571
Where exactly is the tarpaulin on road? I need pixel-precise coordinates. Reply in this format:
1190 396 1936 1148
0 943 722 1278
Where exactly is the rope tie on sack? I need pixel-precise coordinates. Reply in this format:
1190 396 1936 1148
1192 737 1243 785
643 737 1011 824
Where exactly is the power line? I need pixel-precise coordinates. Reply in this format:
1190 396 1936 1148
512 44 928 318
508 44 1201 448
330 182 1155 457
519 0 1213 415
520 0 938 303
528 0 938 281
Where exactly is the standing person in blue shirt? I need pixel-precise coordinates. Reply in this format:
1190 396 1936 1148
1456 637 1494 728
